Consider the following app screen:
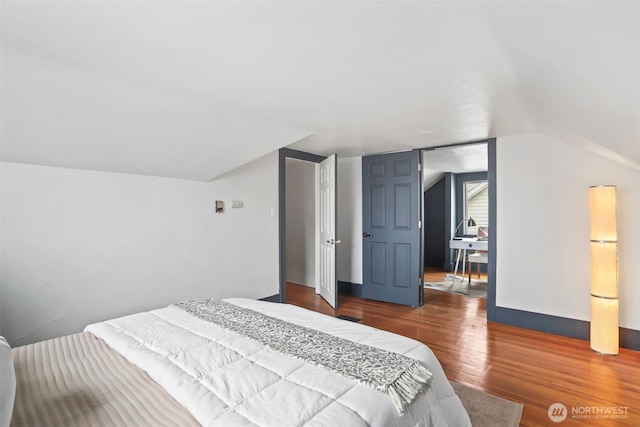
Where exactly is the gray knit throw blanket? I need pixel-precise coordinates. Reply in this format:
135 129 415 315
173 299 432 415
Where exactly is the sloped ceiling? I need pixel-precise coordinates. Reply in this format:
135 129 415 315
422 143 488 191
1 1 638 181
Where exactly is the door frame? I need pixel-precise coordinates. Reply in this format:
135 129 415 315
278 148 326 303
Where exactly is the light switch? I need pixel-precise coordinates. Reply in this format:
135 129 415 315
232 201 243 208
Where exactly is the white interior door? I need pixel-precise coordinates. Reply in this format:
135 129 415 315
316 154 338 308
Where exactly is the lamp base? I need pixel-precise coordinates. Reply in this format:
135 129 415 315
590 296 619 355
592 350 618 356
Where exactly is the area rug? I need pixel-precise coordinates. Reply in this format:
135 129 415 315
424 277 487 298
451 381 524 427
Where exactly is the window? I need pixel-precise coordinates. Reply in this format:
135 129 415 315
464 180 489 235
456 172 488 237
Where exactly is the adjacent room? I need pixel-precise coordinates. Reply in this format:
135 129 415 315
421 143 490 298
1 1 638 426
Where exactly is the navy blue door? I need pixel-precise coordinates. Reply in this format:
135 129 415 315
362 151 422 306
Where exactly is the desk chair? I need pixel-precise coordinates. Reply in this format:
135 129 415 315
467 227 488 282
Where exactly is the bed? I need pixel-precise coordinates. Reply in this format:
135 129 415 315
4 298 471 426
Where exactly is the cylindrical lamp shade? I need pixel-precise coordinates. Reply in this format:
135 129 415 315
590 242 618 298
590 296 619 355
589 186 617 242
589 185 618 355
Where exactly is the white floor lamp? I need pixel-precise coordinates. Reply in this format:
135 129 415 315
589 185 619 355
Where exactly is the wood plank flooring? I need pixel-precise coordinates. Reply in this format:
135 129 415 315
286 275 639 426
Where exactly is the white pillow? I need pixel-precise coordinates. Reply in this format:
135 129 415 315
0 336 15 427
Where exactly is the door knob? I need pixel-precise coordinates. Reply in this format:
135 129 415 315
326 239 342 244
363 232 373 238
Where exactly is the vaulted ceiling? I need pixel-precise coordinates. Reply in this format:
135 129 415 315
1 1 638 181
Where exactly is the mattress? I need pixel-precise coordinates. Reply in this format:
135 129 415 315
11 331 199 427
86 298 471 426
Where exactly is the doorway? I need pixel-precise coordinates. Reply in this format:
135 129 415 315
421 142 494 302
278 148 338 309
284 158 317 289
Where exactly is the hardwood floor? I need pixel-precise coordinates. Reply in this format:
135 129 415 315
286 279 639 426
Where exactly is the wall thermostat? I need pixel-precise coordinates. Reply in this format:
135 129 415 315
215 200 224 213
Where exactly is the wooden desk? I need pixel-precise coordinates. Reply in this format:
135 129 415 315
449 238 488 282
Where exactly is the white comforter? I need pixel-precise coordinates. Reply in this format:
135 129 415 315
85 298 470 427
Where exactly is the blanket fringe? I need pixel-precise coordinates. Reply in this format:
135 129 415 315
387 362 433 415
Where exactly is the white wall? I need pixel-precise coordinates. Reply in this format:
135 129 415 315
285 158 316 287
337 157 363 285
497 133 639 330
0 152 280 346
